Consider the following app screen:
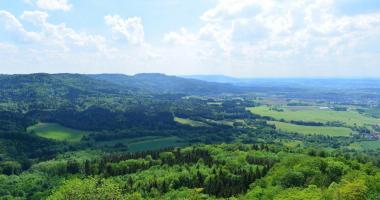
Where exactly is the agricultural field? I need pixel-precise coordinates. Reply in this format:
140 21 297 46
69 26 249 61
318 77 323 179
204 118 234 126
281 140 303 148
128 136 187 152
207 102 223 105
358 140 380 150
96 136 187 152
174 117 209 127
268 121 353 137
359 107 380 118
248 106 380 127
348 140 380 150
27 123 86 142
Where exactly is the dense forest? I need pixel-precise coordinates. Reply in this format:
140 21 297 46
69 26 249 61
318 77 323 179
1 143 379 199
0 73 379 199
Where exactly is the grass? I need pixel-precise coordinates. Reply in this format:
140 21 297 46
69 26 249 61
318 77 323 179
248 106 380 127
96 136 186 152
207 102 223 105
174 117 235 127
174 117 209 127
27 123 86 142
203 118 234 126
128 136 186 152
362 108 380 118
283 140 303 148
358 140 380 150
268 121 353 137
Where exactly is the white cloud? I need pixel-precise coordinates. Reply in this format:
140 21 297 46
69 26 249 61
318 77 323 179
164 24 234 55
21 10 48 25
201 0 267 22
1 1 380 77
162 0 380 76
104 15 145 45
0 10 107 53
164 27 197 45
20 11 106 51
199 23 234 54
0 10 161 74
0 10 41 42
0 42 18 53
36 0 72 11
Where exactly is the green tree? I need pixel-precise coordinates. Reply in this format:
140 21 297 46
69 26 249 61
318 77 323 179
279 171 305 188
337 179 368 200
47 178 126 200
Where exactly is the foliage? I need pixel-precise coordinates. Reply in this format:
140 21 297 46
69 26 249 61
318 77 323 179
47 178 126 200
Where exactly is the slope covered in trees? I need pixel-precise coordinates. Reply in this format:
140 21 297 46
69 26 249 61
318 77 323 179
90 73 244 94
1 143 379 199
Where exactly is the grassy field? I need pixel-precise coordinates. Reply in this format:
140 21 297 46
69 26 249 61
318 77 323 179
174 117 209 127
248 106 380 127
96 136 187 152
128 136 186 152
349 140 380 150
203 118 234 126
207 102 223 105
282 140 303 148
362 107 380 118
268 121 353 137
358 140 380 150
27 123 86 142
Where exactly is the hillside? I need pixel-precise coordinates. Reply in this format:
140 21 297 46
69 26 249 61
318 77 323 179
91 73 243 94
0 73 133 111
0 73 246 112
182 75 245 83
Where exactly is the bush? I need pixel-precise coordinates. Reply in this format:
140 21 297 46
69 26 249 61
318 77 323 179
280 171 305 188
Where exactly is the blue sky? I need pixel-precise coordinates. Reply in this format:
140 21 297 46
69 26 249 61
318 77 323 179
0 0 380 77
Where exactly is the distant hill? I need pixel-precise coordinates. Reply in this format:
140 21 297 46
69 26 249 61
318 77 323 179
182 75 246 83
0 73 132 95
0 73 247 112
183 75 380 89
0 73 135 110
90 73 243 94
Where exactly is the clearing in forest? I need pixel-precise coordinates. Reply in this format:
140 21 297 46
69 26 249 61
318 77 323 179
27 122 86 142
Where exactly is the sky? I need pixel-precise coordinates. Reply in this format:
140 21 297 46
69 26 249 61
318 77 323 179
0 0 380 77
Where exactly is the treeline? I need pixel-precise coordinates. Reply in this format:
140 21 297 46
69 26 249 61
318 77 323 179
30 145 276 198
289 120 324 126
0 130 68 173
173 98 256 121
27 105 176 131
0 111 35 132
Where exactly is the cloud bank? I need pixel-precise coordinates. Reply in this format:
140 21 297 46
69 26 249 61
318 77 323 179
0 0 380 77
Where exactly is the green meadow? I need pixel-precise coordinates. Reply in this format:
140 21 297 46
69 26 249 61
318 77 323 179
248 106 380 127
174 117 209 127
358 140 380 150
361 107 380 118
268 121 353 137
128 136 186 152
27 123 86 142
96 136 187 152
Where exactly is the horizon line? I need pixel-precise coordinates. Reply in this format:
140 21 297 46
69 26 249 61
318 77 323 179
1 72 380 79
